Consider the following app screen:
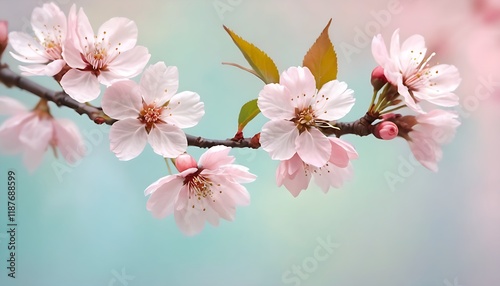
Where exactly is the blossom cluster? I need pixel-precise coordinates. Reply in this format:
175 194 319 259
0 3 462 235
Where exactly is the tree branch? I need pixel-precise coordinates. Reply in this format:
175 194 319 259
0 64 377 149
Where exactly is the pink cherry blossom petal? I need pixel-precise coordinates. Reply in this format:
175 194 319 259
295 128 330 168
19 59 66 76
8 32 48 63
147 124 187 158
260 120 299 161
31 3 67 42
371 34 389 66
97 17 138 52
315 80 355 121
0 113 33 154
139 62 179 105
0 97 28 115
60 69 101 102
257 83 295 120
109 118 148 161
279 66 316 109
198 145 234 170
22 146 46 173
146 176 184 218
174 205 207 236
330 137 359 160
19 116 52 150
281 163 310 197
52 119 85 164
104 46 150 80
101 80 142 120
163 91 204 128
328 139 350 168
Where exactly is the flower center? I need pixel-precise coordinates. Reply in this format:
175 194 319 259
293 106 316 133
138 103 164 133
42 40 63 61
81 31 122 75
404 51 438 91
184 172 221 212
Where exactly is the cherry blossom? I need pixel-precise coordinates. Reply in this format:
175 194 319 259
396 109 460 172
145 146 256 236
8 3 69 76
61 7 150 102
0 97 85 172
276 137 358 197
258 66 355 168
372 29 461 113
101 62 204 161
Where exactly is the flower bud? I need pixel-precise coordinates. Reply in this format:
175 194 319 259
371 66 387 91
374 121 398 140
175 153 198 172
0 21 8 58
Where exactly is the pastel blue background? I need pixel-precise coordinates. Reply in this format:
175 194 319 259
0 0 498 285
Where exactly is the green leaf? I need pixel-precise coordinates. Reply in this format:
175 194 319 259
238 99 260 131
302 19 338 89
223 25 280 84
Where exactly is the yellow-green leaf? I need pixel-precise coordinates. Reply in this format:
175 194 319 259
224 26 280 84
302 19 337 89
238 99 260 131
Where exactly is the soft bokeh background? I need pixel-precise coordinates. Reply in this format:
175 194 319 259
0 0 499 285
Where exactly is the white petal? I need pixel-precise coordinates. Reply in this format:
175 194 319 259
109 118 147 161
19 116 52 150
163 91 204 128
218 164 257 184
198 145 234 170
0 97 27 115
19 59 66 76
371 34 389 67
329 137 358 160
214 176 251 206
399 34 427 73
257 83 295 120
146 176 184 219
281 163 310 197
75 8 95 48
295 128 330 168
315 80 355 121
139 62 179 105
0 113 33 154
408 136 440 172
279 66 316 109
105 46 150 80
260 120 299 161
8 32 48 63
22 146 46 172
52 119 86 164
174 204 207 236
60 69 101 102
147 124 187 158
31 3 67 44
98 17 138 52
101 80 142 120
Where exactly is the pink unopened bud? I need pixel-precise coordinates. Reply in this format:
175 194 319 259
0 21 8 58
175 153 198 172
374 121 398 140
371 66 387 91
